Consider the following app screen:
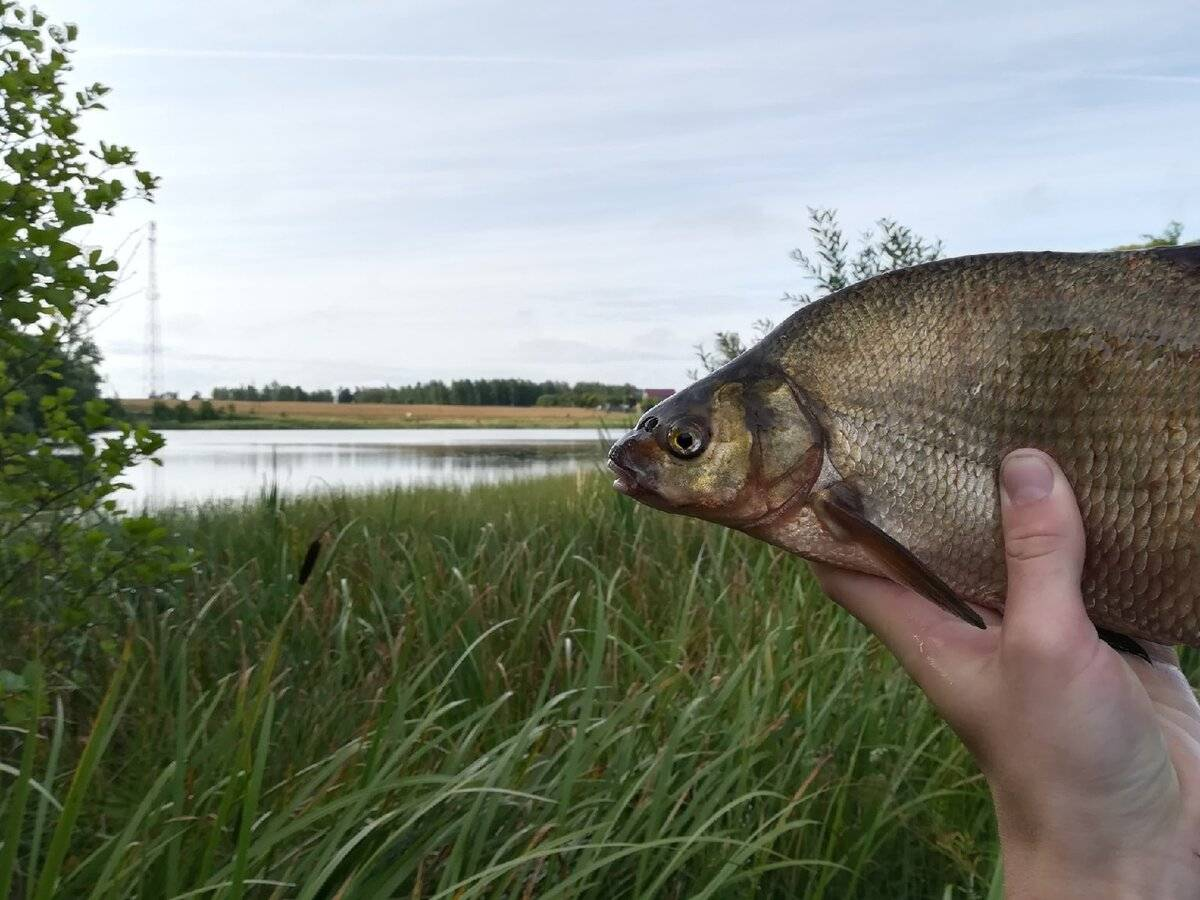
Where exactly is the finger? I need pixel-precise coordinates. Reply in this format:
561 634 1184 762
811 562 998 707
812 561 1002 633
997 449 1095 661
1130 642 1200 721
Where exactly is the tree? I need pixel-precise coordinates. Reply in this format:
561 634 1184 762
690 323 773 381
1114 222 1188 250
6 334 100 432
0 1 185 660
782 208 943 306
693 208 943 375
692 216 1195 378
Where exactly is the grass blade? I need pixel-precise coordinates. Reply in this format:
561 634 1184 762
0 663 44 898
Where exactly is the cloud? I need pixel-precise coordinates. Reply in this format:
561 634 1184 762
1082 72 1200 85
516 330 694 367
53 0 1200 397
88 46 610 66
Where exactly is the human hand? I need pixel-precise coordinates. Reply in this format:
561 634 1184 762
810 449 1200 899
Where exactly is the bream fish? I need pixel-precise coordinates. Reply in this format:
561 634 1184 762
608 247 1200 647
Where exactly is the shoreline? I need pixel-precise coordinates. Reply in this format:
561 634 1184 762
135 418 632 430
115 398 639 431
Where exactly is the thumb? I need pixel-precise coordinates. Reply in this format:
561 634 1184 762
998 449 1094 658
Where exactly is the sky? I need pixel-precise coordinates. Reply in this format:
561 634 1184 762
50 0 1200 398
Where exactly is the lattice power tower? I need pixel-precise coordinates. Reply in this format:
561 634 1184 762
143 220 162 398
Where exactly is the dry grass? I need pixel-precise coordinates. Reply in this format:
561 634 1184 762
120 398 636 428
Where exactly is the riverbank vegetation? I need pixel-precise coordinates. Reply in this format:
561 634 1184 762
0 471 1018 898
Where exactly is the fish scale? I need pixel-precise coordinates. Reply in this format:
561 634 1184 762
764 248 1200 643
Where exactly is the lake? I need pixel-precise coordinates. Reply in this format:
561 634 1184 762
118 428 611 510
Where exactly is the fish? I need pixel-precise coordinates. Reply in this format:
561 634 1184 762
607 246 1200 647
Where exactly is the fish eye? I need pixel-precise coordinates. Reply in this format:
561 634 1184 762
666 420 707 460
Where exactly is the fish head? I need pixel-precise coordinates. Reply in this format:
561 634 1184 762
607 360 823 527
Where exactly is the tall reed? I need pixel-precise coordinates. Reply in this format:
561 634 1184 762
0 472 1033 897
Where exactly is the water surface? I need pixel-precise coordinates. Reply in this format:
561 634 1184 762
119 428 608 510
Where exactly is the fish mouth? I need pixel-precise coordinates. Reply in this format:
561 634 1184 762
606 457 639 495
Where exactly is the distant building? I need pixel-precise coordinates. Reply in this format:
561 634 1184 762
642 388 675 403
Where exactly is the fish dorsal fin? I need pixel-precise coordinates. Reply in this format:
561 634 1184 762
810 484 985 629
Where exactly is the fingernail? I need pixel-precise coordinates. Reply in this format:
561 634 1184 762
1001 452 1054 505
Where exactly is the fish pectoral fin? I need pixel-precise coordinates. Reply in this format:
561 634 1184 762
811 486 986 629
1095 627 1152 664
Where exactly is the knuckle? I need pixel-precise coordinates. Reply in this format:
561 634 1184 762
1003 526 1068 564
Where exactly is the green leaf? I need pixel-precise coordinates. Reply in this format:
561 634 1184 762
0 0 170 669
0 669 28 693
32 644 134 900
0 663 43 897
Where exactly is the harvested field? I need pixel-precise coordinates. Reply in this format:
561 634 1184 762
119 398 637 429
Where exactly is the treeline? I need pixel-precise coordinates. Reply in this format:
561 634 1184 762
107 398 236 425
210 379 643 409
213 381 334 402
532 382 641 408
353 379 564 406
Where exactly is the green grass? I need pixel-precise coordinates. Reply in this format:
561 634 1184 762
0 472 1006 898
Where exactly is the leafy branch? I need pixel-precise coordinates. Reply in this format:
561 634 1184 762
692 208 943 375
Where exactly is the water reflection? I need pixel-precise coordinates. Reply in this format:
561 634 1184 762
118 429 607 510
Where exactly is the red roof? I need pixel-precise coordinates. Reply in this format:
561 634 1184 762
643 388 675 400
